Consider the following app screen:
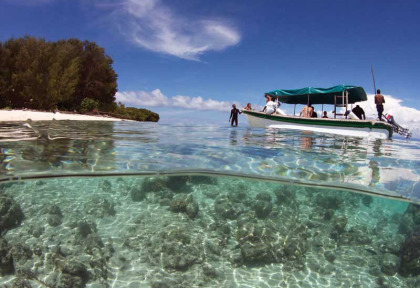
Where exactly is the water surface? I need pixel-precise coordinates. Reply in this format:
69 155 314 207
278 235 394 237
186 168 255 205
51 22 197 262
1 121 420 287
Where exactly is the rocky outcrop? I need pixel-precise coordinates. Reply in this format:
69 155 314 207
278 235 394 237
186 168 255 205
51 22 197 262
169 194 199 219
84 198 116 218
254 192 273 219
399 229 420 277
0 237 14 275
0 194 24 234
214 194 245 220
55 259 89 288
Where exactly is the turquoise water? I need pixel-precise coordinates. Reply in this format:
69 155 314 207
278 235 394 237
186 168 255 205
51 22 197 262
1 121 420 287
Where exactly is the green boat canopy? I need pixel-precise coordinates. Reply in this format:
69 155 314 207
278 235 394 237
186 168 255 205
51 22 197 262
265 85 367 105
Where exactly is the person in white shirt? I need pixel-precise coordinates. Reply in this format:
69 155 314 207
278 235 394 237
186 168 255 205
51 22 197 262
261 94 277 115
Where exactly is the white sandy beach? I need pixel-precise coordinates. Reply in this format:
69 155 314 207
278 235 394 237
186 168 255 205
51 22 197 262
0 109 125 122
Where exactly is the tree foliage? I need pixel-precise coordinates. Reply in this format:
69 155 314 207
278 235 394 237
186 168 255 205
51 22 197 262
0 36 159 122
114 103 160 122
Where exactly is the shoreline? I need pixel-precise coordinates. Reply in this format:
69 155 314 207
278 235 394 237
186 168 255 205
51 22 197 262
0 109 127 122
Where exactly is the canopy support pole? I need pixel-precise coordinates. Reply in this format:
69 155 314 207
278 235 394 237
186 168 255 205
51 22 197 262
294 104 296 116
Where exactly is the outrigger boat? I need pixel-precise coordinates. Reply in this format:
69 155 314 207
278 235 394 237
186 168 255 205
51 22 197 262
242 85 411 139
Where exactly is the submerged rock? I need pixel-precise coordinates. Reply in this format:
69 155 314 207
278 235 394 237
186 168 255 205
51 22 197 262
0 237 14 276
55 259 89 287
314 192 343 210
214 194 245 220
47 214 62 227
186 200 199 219
84 198 116 218
361 195 373 207
29 225 44 238
141 177 168 193
255 192 272 202
166 176 191 193
241 241 277 263
99 179 112 192
254 193 273 219
202 263 217 278
10 277 32 287
274 185 297 206
400 231 420 277
330 216 348 240
162 241 201 270
130 187 147 202
44 203 64 227
324 250 336 263
169 194 199 219
11 242 33 265
45 204 63 217
381 253 400 276
234 220 308 265
399 204 420 235
188 176 218 185
143 227 203 271
0 194 24 234
254 200 272 219
77 220 96 238
339 225 372 246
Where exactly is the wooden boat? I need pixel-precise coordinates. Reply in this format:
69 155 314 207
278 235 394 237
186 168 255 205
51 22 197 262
243 85 394 139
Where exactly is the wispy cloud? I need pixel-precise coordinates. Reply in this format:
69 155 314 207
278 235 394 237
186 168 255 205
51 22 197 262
109 0 240 60
116 89 231 111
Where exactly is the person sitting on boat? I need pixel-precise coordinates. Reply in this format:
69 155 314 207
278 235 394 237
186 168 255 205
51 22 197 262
375 89 385 120
261 94 277 115
352 105 366 120
243 103 252 110
299 103 313 117
322 111 328 118
229 104 241 127
311 106 318 118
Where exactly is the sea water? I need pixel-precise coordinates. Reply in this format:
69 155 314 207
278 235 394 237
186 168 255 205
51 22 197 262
1 121 420 287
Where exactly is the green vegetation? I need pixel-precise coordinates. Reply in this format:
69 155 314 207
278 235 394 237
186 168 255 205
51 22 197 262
80 98 99 113
0 36 159 122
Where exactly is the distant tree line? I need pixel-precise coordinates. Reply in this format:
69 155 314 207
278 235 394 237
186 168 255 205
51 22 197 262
0 36 159 122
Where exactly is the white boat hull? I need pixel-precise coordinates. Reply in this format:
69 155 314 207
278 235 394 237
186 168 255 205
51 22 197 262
244 111 392 139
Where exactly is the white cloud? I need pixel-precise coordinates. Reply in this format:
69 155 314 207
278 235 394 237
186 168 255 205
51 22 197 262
356 94 420 138
115 89 170 106
116 89 231 111
112 0 240 60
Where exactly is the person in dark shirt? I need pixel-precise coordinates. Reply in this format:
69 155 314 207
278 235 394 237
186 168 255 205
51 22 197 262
311 106 318 118
352 105 366 120
322 111 328 118
229 104 241 127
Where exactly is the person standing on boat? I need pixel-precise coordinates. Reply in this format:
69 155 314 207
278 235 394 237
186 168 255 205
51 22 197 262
375 89 385 120
262 94 277 115
229 104 241 127
352 105 366 120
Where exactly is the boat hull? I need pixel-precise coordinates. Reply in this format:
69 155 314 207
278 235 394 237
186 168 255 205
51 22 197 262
243 111 393 139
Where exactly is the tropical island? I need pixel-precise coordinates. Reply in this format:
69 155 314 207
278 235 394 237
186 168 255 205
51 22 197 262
0 36 159 122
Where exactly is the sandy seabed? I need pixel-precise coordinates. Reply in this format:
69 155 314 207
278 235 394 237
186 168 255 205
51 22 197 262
0 110 125 122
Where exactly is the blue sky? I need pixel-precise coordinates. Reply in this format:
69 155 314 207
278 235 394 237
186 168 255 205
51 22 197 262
1 0 419 124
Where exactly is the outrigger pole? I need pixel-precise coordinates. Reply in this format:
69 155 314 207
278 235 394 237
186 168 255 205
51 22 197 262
371 65 377 95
